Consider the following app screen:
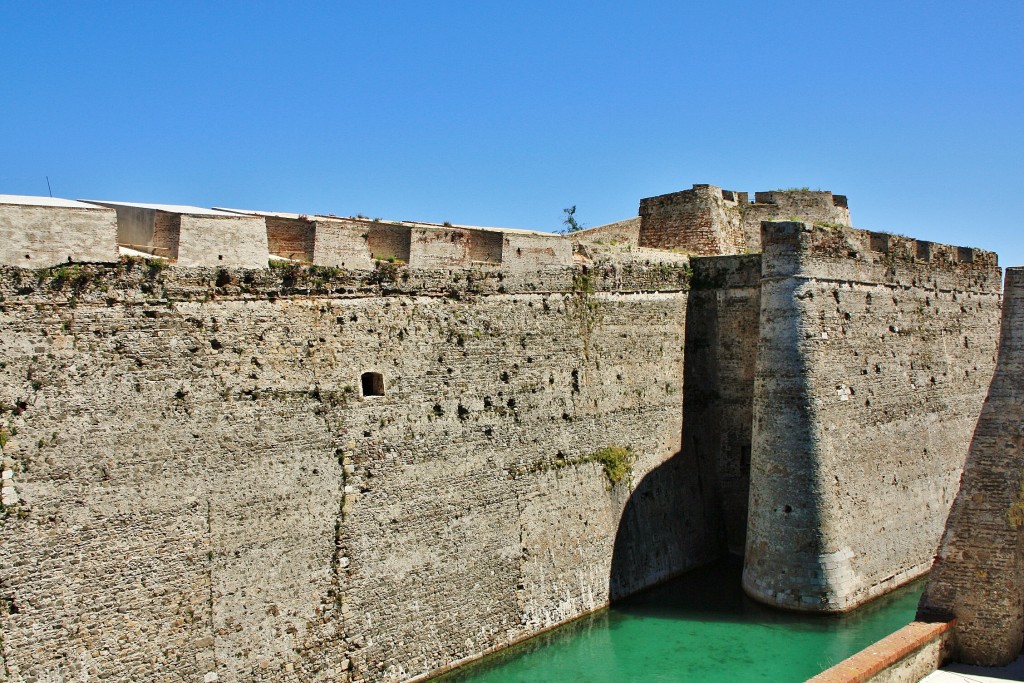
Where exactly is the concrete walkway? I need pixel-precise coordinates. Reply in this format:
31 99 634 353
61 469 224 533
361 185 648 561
922 655 1024 682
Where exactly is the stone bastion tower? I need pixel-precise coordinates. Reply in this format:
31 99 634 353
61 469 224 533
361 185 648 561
742 222 1001 612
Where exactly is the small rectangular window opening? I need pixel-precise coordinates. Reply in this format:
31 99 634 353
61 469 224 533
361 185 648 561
361 372 385 397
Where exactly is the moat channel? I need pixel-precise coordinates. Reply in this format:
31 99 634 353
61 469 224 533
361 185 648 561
436 557 923 682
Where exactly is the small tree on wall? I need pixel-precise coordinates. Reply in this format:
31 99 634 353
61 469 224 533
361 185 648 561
561 206 584 234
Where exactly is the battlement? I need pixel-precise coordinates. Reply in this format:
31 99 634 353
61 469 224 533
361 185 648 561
636 184 852 256
0 194 118 266
0 195 573 274
753 189 848 209
85 200 269 269
759 221 1000 291
744 219 1003 614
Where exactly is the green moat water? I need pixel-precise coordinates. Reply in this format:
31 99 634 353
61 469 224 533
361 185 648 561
437 558 923 683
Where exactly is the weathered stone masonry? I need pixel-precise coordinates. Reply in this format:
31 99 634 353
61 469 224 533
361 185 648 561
638 184 850 255
918 266 1024 666
684 254 762 555
0 186 1005 681
0 198 118 267
0 258 708 683
743 223 1001 612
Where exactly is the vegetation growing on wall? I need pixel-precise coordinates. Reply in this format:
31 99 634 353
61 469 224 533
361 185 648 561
517 445 636 489
590 446 635 486
561 205 584 234
569 270 601 359
1007 480 1024 529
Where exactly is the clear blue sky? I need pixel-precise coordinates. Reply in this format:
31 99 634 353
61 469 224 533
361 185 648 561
2 1 1022 266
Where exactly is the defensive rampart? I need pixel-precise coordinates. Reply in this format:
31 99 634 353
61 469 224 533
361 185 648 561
917 266 1024 666
0 196 118 267
86 201 270 268
0 189 1006 681
0 255 706 683
743 222 1002 612
637 184 850 255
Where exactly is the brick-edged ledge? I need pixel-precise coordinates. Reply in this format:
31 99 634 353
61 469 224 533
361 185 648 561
807 620 955 683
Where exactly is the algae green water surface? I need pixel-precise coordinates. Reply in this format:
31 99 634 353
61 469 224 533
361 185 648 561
436 558 923 682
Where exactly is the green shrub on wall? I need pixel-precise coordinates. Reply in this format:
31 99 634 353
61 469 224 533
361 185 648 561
590 446 635 487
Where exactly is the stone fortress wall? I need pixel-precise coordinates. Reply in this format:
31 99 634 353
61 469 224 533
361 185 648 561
682 253 763 554
918 266 1024 666
0 185 1003 682
0 264 704 683
637 184 850 255
0 196 572 274
743 222 1002 612
0 197 119 267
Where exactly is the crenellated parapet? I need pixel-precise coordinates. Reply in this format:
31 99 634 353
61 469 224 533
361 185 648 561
638 184 749 255
758 221 999 289
0 196 575 275
635 184 851 256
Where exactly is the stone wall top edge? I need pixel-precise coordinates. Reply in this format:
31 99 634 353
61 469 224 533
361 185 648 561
639 184 847 208
567 217 640 242
0 259 693 303
0 198 116 212
81 200 243 218
760 220 999 268
274 214 561 240
690 253 762 289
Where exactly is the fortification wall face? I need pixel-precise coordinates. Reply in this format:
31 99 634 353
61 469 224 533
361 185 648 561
918 267 1024 666
407 227 504 270
744 222 1002 612
409 227 471 268
266 216 315 262
638 185 745 255
151 211 181 259
638 186 850 256
0 205 118 267
0 261 710 683
740 191 850 250
112 206 157 252
685 254 762 554
501 233 572 273
569 217 641 247
366 223 411 263
311 219 374 270
175 215 269 268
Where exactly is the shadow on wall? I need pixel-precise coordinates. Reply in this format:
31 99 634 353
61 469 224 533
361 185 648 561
609 261 761 601
608 445 722 602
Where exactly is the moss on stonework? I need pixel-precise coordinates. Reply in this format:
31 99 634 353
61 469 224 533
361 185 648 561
519 445 635 488
589 446 635 486
1006 479 1024 528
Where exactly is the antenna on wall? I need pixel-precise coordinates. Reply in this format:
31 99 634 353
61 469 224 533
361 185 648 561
46 176 52 197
